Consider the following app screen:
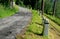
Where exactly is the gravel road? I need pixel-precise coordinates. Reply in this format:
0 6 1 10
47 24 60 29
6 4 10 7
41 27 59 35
0 7 32 39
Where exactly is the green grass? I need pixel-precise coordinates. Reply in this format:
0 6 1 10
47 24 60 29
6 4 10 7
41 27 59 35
16 10 44 39
0 4 19 18
44 14 60 26
27 10 43 34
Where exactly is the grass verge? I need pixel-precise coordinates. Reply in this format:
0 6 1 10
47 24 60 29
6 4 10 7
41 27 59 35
16 10 43 39
44 14 60 26
0 4 19 18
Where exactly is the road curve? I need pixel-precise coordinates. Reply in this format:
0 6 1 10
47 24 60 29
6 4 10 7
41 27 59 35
0 7 32 39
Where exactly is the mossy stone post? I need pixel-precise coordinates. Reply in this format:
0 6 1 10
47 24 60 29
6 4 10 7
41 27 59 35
43 19 49 39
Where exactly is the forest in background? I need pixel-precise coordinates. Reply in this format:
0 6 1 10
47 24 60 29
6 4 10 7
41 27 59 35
15 0 60 18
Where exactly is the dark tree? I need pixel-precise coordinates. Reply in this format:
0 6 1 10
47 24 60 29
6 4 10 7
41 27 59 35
41 0 45 35
41 0 44 16
53 0 57 16
10 0 14 8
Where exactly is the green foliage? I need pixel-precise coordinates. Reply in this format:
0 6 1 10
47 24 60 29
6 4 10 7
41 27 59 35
0 0 10 7
45 0 60 18
35 0 42 10
55 0 60 18
44 0 53 13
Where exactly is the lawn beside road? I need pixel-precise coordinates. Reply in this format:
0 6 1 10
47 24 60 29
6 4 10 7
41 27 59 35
0 4 19 18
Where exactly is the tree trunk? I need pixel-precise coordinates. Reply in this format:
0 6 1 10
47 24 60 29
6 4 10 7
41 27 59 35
36 0 37 9
41 0 44 35
41 0 43 10
53 0 57 16
42 0 44 15
10 0 14 8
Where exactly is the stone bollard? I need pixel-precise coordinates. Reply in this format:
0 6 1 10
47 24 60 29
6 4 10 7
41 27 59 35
43 19 49 39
